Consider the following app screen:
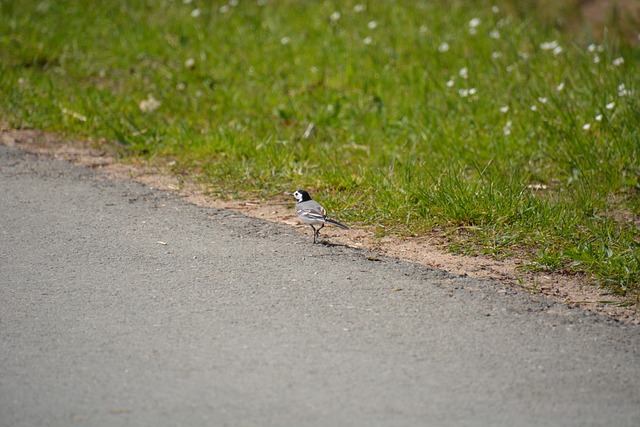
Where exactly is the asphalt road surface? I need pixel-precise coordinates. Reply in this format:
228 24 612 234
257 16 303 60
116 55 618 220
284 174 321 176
1 144 639 427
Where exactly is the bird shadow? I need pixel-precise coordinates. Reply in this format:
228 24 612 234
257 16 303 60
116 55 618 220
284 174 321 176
317 239 349 248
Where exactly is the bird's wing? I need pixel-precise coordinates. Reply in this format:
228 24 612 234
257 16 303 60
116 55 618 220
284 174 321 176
296 202 327 220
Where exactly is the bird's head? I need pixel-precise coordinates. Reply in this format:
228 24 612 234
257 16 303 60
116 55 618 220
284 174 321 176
292 190 312 203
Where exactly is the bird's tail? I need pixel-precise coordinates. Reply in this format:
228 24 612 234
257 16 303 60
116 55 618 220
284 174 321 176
325 218 349 230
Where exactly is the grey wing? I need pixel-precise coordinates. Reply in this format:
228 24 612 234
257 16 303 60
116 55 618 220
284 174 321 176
296 201 327 220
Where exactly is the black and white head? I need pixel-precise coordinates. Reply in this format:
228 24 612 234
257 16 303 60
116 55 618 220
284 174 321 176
293 190 312 203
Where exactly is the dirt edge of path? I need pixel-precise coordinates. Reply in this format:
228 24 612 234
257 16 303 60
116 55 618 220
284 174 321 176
2 128 637 324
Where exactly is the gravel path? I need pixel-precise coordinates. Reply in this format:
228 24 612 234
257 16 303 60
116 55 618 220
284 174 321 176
1 145 639 426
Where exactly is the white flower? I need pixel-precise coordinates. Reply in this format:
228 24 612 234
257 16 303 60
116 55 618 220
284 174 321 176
446 79 454 87
538 97 548 104
491 51 502 59
530 105 537 111
593 54 600 64
190 8 201 17
419 25 429 33
540 41 563 55
280 36 290 45
503 120 512 136
490 30 500 39
438 42 450 52
459 89 469 97
618 83 631 96
612 57 624 66
500 105 509 113
139 94 161 113
229 0 239 6
367 21 378 29
556 82 565 91
184 58 196 68
606 102 615 110
469 18 481 28
582 123 591 131
353 4 365 12
540 40 558 50
468 88 477 95
183 0 192 4
330 11 341 21
459 67 468 79
492 5 500 13
363 37 372 45
595 114 603 122
587 43 597 52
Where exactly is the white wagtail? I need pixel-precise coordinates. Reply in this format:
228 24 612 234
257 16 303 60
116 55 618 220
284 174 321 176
292 190 349 244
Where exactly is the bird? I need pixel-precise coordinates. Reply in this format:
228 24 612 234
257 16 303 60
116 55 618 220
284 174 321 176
292 190 349 244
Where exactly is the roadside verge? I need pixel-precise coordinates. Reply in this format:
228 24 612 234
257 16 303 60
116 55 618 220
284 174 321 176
2 127 637 324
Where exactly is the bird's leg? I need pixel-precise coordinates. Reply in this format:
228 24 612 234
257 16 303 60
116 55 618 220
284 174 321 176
315 223 324 243
310 225 317 244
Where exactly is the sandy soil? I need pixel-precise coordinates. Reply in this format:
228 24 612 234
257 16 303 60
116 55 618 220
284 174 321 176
1 128 638 324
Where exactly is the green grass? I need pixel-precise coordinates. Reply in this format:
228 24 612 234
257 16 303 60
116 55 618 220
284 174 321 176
1 0 639 297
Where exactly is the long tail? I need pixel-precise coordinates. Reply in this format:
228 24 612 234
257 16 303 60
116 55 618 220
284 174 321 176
325 218 349 230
